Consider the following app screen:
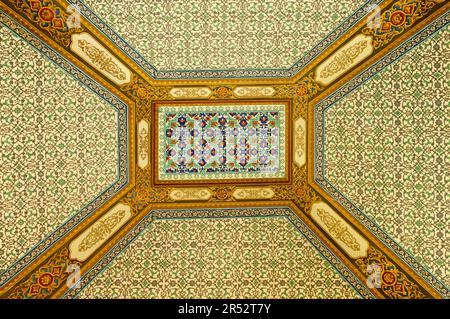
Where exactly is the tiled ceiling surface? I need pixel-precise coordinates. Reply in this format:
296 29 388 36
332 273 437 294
323 25 449 286
0 24 119 272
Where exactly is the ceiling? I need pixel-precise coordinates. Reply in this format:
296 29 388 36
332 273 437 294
0 0 448 299
322 25 449 286
82 0 365 72
0 24 122 273
78 211 362 299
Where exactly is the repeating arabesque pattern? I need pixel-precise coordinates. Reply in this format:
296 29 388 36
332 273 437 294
324 26 449 286
78 216 361 298
0 0 444 300
0 25 119 273
82 0 365 71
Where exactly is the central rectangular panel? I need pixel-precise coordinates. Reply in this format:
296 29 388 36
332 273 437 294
153 100 291 185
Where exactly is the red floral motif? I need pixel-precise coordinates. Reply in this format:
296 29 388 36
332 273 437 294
38 7 55 22
296 84 307 97
295 188 306 198
29 0 41 11
52 18 64 29
390 11 406 26
215 87 232 98
215 188 229 200
403 4 415 15
38 273 54 287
